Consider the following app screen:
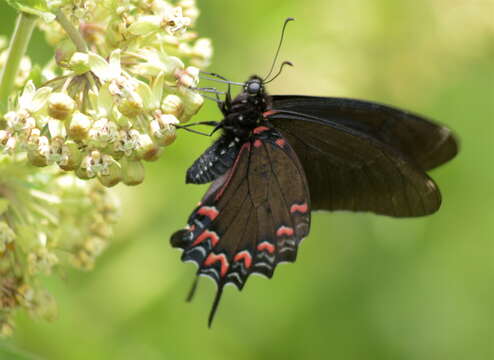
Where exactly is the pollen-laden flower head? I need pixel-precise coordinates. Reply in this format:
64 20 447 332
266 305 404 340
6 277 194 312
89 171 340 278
1 0 213 188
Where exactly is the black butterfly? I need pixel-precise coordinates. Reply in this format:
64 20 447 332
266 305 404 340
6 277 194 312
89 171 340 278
170 19 458 327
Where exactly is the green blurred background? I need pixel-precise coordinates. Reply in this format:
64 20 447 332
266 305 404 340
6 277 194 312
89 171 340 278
1 0 494 359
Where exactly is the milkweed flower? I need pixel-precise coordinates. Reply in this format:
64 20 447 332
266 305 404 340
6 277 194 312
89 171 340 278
0 0 211 336
4 0 211 187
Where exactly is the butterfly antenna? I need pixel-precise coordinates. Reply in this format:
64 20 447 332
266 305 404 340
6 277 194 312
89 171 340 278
264 61 293 84
263 17 295 81
208 286 224 328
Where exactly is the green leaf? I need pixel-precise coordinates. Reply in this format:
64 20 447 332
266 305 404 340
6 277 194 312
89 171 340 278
4 0 55 22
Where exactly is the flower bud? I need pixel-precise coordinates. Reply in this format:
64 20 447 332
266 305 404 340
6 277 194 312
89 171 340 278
69 52 90 75
33 291 58 322
28 148 48 167
176 66 200 88
75 165 93 180
127 15 161 36
84 237 107 257
48 136 65 163
179 0 200 23
69 111 92 141
137 134 161 161
90 221 113 238
0 130 10 147
5 136 17 153
151 112 178 146
48 92 76 120
180 88 204 118
191 38 213 67
0 222 15 253
58 141 82 171
161 94 184 118
0 320 14 337
15 57 32 88
121 158 145 185
27 247 58 275
98 160 122 187
117 97 143 118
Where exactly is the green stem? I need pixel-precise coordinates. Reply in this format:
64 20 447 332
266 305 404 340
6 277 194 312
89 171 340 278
0 13 37 114
54 10 97 90
54 10 88 53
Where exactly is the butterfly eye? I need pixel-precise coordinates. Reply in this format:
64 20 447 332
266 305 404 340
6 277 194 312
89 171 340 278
247 81 261 95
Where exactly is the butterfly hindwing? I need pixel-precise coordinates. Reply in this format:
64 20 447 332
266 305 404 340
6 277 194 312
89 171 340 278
171 127 310 324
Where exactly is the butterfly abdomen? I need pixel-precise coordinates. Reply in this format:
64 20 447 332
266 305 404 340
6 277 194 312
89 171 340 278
186 137 241 184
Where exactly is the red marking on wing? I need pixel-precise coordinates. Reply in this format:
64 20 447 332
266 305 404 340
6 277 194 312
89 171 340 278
197 206 219 220
276 226 294 237
290 203 308 214
192 230 219 247
253 126 270 135
215 142 250 201
204 252 229 277
233 250 252 268
254 139 262 148
275 138 286 147
263 110 278 118
257 241 275 254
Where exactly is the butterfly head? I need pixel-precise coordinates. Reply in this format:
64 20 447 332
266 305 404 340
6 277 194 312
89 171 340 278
244 76 265 97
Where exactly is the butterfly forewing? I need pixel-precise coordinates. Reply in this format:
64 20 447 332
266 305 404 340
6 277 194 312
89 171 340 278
271 96 458 171
268 111 441 217
171 127 310 322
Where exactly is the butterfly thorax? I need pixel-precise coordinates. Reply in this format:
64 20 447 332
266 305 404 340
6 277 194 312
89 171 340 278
221 76 270 140
185 76 271 184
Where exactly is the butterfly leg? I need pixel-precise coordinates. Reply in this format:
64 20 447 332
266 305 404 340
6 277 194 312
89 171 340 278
175 121 222 137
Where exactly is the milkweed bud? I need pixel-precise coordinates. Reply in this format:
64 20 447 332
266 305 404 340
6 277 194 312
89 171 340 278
28 150 48 167
48 92 76 120
121 158 145 185
98 160 122 187
58 141 82 171
118 97 143 118
161 94 184 118
69 111 92 141
137 134 161 161
69 52 90 75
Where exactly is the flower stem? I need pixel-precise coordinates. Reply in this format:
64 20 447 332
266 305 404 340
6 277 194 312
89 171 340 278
0 12 37 114
54 10 97 90
54 10 88 53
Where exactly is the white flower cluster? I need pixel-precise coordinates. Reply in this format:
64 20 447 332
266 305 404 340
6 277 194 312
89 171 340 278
0 0 211 336
3 0 211 187
0 155 118 336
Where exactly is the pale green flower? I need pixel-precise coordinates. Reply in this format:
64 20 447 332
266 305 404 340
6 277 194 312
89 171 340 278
0 0 210 337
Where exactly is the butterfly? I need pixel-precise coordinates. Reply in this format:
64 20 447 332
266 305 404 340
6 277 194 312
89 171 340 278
170 19 459 327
